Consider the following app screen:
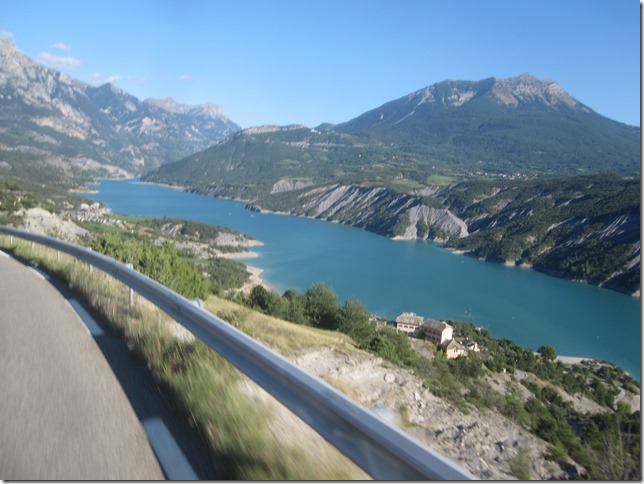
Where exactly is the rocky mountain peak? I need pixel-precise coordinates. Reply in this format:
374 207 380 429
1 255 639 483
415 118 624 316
491 74 583 109
144 97 227 118
198 102 227 118
96 82 126 95
0 38 17 56
403 74 583 111
0 40 241 173
0 39 85 102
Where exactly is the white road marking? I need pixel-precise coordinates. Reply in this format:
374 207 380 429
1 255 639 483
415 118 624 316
64 299 92 336
142 417 198 480
28 267 46 281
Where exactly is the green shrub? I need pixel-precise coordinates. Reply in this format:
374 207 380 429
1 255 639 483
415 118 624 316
509 446 531 480
89 232 209 299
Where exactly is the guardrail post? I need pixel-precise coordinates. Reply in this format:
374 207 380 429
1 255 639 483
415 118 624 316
57 250 60 261
30 241 34 251
126 263 134 306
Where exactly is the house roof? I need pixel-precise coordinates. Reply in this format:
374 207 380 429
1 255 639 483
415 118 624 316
445 339 465 350
395 312 424 326
421 318 452 331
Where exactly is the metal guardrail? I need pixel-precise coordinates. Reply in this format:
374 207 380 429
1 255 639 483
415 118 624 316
0 225 476 480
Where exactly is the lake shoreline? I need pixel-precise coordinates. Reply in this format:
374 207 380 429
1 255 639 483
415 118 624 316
167 182 640 299
130 178 639 298
238 264 274 295
88 179 641 381
555 355 595 365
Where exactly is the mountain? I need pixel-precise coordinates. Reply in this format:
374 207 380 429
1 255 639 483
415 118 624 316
332 74 640 176
143 75 640 294
143 124 385 193
0 39 240 182
145 75 640 194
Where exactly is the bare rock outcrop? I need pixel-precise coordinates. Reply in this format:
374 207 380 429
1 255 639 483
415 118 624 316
270 178 314 194
293 347 569 480
264 184 469 243
18 207 88 241
395 204 469 241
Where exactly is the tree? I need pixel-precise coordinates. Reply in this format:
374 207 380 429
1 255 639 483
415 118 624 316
368 327 417 365
283 295 308 325
448 354 483 379
247 285 286 317
538 344 557 361
337 298 375 348
282 289 299 301
303 283 339 329
248 285 273 311
90 233 209 299
368 332 398 361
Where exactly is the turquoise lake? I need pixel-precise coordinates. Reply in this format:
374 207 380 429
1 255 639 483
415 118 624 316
90 179 641 380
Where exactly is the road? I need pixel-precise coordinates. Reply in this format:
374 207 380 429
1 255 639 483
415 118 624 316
0 252 215 479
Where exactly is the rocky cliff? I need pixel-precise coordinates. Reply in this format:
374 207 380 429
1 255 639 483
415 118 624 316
244 174 640 295
248 184 469 241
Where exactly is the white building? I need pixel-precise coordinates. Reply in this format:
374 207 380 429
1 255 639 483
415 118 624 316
395 312 424 335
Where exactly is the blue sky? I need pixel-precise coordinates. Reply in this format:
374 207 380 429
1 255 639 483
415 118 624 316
0 0 640 128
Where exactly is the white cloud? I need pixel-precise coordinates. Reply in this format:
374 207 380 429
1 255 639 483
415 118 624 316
178 74 194 81
0 31 15 41
38 51 81 69
91 72 123 85
52 41 71 51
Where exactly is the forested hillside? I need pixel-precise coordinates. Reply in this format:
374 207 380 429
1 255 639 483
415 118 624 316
333 75 640 176
441 175 640 292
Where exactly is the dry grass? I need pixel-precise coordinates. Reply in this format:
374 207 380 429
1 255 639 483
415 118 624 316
205 295 355 357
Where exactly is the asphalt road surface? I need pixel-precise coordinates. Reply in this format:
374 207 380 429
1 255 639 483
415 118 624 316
0 252 173 479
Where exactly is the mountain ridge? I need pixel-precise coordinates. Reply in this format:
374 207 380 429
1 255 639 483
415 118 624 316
144 97 227 118
330 74 639 176
145 74 640 198
143 74 640 295
0 39 240 180
334 74 593 132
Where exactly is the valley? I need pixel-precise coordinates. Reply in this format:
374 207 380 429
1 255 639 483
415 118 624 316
1 39 639 298
140 75 640 296
87 179 641 382
0 33 640 481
